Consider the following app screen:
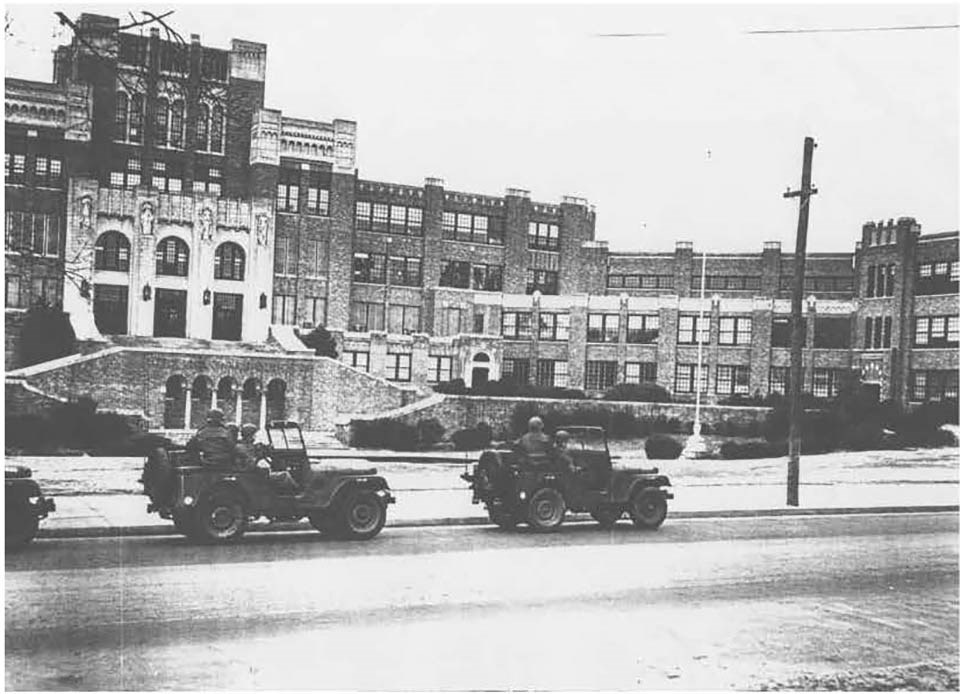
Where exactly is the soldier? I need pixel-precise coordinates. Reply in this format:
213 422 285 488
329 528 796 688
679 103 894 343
234 423 260 472
515 416 553 464
185 409 235 467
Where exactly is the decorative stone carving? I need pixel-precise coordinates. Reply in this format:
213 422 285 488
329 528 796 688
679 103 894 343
139 202 155 236
78 196 93 230
256 213 270 246
198 207 215 243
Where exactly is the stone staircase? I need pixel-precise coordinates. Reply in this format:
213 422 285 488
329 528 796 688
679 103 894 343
108 335 287 353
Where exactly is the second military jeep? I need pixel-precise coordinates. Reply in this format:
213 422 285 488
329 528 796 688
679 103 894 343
5 465 56 550
462 426 673 532
141 421 395 543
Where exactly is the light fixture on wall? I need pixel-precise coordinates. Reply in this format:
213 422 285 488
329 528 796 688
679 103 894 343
259 293 267 309
203 289 212 305
79 280 91 299
142 284 152 301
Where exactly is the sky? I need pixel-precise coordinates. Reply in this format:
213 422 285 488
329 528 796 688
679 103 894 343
5 2 958 253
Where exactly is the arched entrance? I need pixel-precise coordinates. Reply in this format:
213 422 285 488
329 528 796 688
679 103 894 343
266 379 287 423
190 376 213 429
216 377 237 424
471 352 491 388
241 378 262 426
163 375 187 429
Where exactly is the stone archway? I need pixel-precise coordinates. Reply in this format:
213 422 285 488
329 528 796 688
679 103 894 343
241 377 262 426
470 352 491 388
163 375 187 429
190 376 214 429
216 377 237 424
266 378 287 423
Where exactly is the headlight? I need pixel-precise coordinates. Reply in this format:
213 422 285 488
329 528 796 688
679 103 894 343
519 491 527 501
28 496 41 504
183 495 195 506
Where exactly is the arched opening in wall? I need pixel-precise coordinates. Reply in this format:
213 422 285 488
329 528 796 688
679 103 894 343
163 375 187 429
266 379 287 423
190 376 213 429
241 377 262 426
471 352 491 388
217 377 237 424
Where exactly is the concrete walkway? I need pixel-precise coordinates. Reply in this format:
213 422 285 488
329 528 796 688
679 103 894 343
11 446 957 538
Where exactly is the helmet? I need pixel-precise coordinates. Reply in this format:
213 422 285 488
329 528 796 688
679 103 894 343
206 408 225 424
240 423 258 438
555 430 570 442
528 416 544 432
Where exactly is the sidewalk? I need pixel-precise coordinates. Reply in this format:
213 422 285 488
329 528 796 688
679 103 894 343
14 446 957 538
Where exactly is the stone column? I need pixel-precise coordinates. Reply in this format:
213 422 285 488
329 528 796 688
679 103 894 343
183 386 193 430
235 388 243 426
259 389 267 431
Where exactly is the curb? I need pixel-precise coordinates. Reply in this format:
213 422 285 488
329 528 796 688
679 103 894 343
37 504 960 539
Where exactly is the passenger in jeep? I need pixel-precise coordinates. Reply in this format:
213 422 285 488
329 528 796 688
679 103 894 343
185 409 235 467
235 423 260 472
515 416 554 464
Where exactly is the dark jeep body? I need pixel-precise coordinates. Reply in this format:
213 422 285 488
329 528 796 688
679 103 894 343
462 426 673 532
140 421 395 543
5 465 56 549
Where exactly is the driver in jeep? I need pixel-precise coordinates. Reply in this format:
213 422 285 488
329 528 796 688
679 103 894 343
185 409 235 467
514 416 553 460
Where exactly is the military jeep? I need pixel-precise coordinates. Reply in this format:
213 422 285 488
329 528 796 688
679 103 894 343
462 426 673 532
5 465 55 549
140 420 395 543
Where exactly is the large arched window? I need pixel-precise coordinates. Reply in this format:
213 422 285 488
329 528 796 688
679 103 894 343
196 103 210 151
210 105 224 153
94 231 131 272
169 99 184 149
214 242 245 281
155 236 189 276
128 93 144 144
115 92 129 140
154 97 169 147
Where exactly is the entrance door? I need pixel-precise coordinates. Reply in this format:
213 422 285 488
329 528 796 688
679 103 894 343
154 289 187 337
471 367 489 387
212 293 243 341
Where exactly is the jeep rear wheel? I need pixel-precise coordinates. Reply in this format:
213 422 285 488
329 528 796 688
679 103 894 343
193 490 247 543
5 503 39 550
629 488 667 530
591 505 622 529
527 487 566 532
336 490 386 540
488 506 517 530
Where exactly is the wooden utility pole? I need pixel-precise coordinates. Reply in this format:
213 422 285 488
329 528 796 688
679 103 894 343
783 137 818 507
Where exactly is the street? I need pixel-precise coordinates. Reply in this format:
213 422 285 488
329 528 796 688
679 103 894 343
6 512 958 690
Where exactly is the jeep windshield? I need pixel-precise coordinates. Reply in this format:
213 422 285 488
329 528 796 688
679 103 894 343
267 423 306 451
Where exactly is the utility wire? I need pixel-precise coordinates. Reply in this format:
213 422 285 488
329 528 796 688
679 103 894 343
746 23 959 35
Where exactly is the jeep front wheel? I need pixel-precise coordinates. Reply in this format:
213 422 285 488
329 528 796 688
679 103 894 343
172 510 194 537
336 490 386 540
488 506 517 530
629 488 667 530
591 505 622 529
308 510 334 535
193 490 247 543
5 503 39 550
527 487 566 532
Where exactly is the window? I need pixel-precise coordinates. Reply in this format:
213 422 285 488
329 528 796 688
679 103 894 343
910 370 959 402
626 314 659 343
473 311 485 334
780 275 854 293
718 317 752 346
154 97 169 147
196 103 210 151
271 294 297 324
34 156 63 187
814 317 851 348
93 285 128 335
214 242 245 280
349 302 385 332
109 157 142 189
502 311 532 339
502 358 530 384
771 317 806 348
716 365 750 395
169 100 184 148
388 256 422 287
585 361 618 390
769 366 790 395
443 211 492 243
307 187 330 216
678 315 710 345
863 316 892 349
5 275 22 308
914 316 959 347
372 203 389 232
353 252 386 284
114 91 144 143
5 212 61 257
94 231 130 272
115 92 129 140
429 356 453 384
355 202 420 234
277 170 300 213
471 264 503 292
155 237 189 276
437 307 468 336
537 359 569 388
342 351 369 372
209 105 224 153
387 304 421 334
539 313 570 341
916 260 960 296
274 236 299 276
812 368 843 398
693 275 761 291
625 362 657 384
526 269 558 295
439 260 471 289
386 353 412 382
6 153 26 183
151 159 182 193
587 313 619 343
306 297 327 327
866 264 896 298
528 222 560 251
192 167 221 195
128 94 144 143
31 277 62 307
674 364 708 394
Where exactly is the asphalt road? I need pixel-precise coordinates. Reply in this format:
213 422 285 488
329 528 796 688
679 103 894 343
6 512 958 690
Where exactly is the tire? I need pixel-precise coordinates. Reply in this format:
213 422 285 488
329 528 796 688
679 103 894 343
336 490 386 541
526 487 566 532
5 503 39 550
629 488 668 530
591 505 622 529
192 489 247 543
488 506 517 530
171 510 194 537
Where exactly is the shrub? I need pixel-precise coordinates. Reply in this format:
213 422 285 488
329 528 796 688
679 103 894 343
719 440 788 459
891 401 959 447
434 378 468 395
451 422 493 450
299 325 338 358
645 434 682 460
4 414 52 452
416 418 446 448
353 419 420 451
19 303 77 367
603 383 672 403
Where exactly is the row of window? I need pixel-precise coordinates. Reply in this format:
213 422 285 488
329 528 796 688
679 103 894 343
916 260 959 296
909 370 959 402
5 275 62 309
439 261 504 291
5 212 61 258
914 316 959 348
4 153 63 187
274 236 329 277
93 232 247 280
778 275 856 293
528 222 560 251
347 301 421 334
692 275 761 291
278 170 331 215
441 212 504 245
352 252 423 286
354 202 424 235
863 316 893 349
115 92 224 154
108 159 222 195
270 294 327 328
607 274 674 290
865 264 896 298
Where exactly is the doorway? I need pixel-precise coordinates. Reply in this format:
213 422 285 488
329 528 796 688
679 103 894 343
154 289 187 337
212 292 243 341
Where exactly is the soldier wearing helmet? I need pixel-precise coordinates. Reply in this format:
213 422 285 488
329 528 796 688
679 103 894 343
234 423 261 472
185 408 235 467
515 416 553 460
